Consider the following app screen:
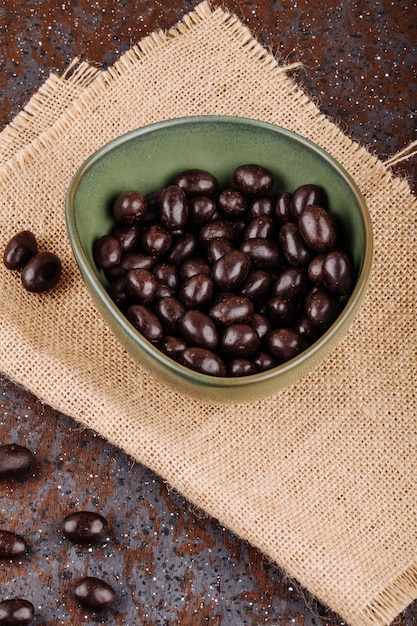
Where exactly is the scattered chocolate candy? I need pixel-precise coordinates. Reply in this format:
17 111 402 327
20 251 62 293
95 166 355 377
62 511 109 544
0 598 34 625
0 444 34 478
3 231 38 270
71 576 116 609
3 232 62 293
0 530 27 558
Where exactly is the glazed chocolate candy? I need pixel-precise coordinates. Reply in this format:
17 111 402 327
94 235 122 270
0 444 34 478
112 190 147 224
291 183 325 219
180 347 226 376
178 310 218 350
21 251 62 293
126 305 163 343
305 289 342 328
0 599 34 625
159 185 189 230
212 250 251 291
3 231 38 270
71 576 116 609
62 511 108 544
174 168 219 198
210 295 254 326
102 165 355 378
298 204 337 252
265 328 309 363
0 530 27 558
221 324 260 358
322 250 354 295
233 164 274 197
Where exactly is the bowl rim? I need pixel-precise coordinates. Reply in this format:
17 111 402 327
66 114 373 391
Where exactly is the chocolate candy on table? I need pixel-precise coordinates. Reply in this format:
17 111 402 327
0 444 34 478
98 164 355 378
0 599 34 625
62 511 109 544
71 576 116 609
20 251 62 293
3 230 38 270
0 530 27 558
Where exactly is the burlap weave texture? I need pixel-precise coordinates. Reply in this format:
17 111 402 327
0 3 416 625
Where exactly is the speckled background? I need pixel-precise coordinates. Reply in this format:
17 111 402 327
0 1 416 624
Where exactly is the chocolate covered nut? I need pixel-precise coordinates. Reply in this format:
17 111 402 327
221 324 260 358
154 297 185 333
174 169 219 198
0 598 34 625
199 220 239 245
239 270 271 301
179 347 226 376
265 328 309 363
154 263 180 291
233 164 274 197
71 576 116 609
94 235 122 270
178 310 218 350
105 253 156 281
3 231 38 270
111 223 141 253
240 238 282 271
21 251 62 293
159 185 189 230
322 250 354 295
142 224 172 257
160 335 187 360
62 511 108 544
125 268 158 305
166 233 199 265
0 444 34 478
218 188 248 216
126 305 163 343
0 530 27 558
209 295 254 326
113 190 147 224
227 358 257 376
179 274 214 309
272 267 308 301
308 254 326 285
298 204 337 252
291 183 325 219
279 222 313 268
243 216 277 240
212 250 251 291
248 195 275 218
275 191 292 222
206 239 234 264
305 289 342 328
266 296 295 327
187 196 217 224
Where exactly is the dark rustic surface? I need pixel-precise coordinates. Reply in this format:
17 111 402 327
0 1 416 624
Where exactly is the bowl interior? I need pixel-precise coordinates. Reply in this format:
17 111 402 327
66 116 372 402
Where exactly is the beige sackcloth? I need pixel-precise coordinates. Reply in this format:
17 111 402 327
0 3 416 624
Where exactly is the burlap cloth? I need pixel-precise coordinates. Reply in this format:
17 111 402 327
1 3 416 625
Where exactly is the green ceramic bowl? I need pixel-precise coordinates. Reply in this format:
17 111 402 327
66 116 373 404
